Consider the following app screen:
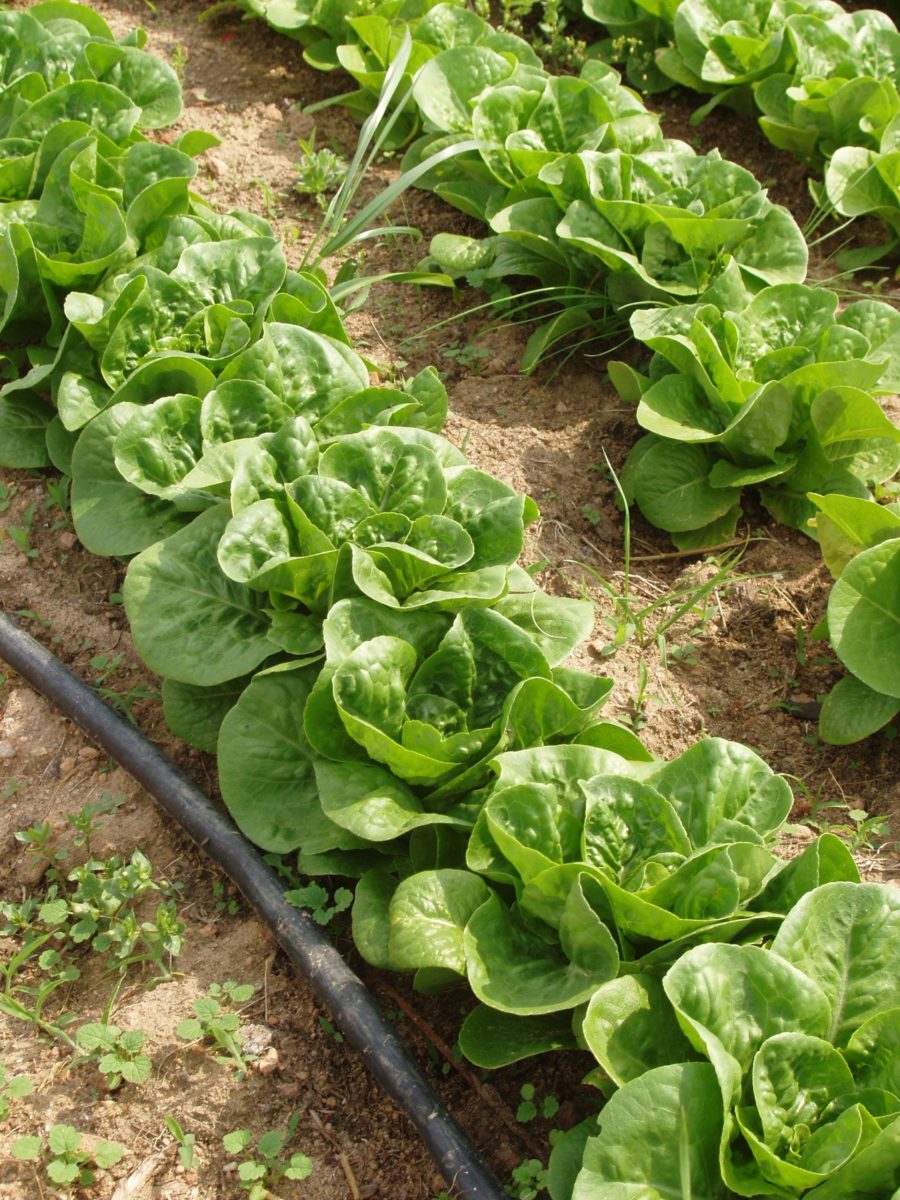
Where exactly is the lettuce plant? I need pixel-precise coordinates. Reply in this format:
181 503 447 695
612 275 900 546
424 141 807 345
200 571 608 870
826 117 900 257
659 0 845 93
584 0 900 258
1 211 290 529
0 134 202 344
0 4 181 127
809 494 900 744
412 39 651 156
217 425 536 611
350 738 859 1022
569 882 900 1199
754 9 900 161
0 3 186 343
338 3 541 135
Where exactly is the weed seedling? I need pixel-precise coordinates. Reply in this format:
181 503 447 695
75 1022 152 1089
0 480 16 512
10 1124 124 1188
0 1060 33 1118
67 794 123 857
440 339 491 374
252 176 283 221
284 882 352 926
293 131 348 208
4 501 38 557
44 475 71 525
620 660 662 733
89 654 160 721
515 1082 559 1123
64 850 184 978
506 1157 548 1200
578 456 747 670
164 1114 197 1170
2 809 184 1046
0 891 81 1046
13 608 51 627
317 1015 344 1044
222 1115 313 1199
802 802 893 853
212 880 242 916
177 981 255 1076
170 42 188 82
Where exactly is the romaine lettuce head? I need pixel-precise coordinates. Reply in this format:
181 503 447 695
216 425 538 614
0 3 181 130
306 597 608 788
209 575 603 863
826 118 900 241
658 882 900 1197
665 0 843 89
565 882 897 1199
615 280 900 545
541 147 808 302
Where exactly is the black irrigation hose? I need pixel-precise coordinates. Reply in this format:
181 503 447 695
0 611 507 1200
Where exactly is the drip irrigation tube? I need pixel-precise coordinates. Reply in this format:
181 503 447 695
0 611 507 1200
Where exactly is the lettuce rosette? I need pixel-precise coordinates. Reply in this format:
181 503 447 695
88 315 439 564
612 273 900 546
567 882 900 1200
657 0 844 93
350 738 857 1032
121 418 534 692
754 8 900 162
445 145 806 311
217 424 536 618
0 4 181 131
826 115 900 254
0 135 204 343
186 573 609 877
0 2 188 345
0 172 245 467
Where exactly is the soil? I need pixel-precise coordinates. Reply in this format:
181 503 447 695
1 3 898 1199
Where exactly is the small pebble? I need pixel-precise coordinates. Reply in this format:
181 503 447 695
241 1023 274 1057
57 531 77 551
256 1046 279 1076
0 740 16 759
78 746 100 759
58 755 76 776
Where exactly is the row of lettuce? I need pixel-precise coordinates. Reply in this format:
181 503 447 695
217 3 900 735
581 0 900 257
0 6 898 1198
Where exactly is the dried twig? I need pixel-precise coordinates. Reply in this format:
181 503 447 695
338 1151 362 1200
110 1148 170 1199
630 537 761 562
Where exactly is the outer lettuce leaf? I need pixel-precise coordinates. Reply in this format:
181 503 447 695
573 1063 726 1200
